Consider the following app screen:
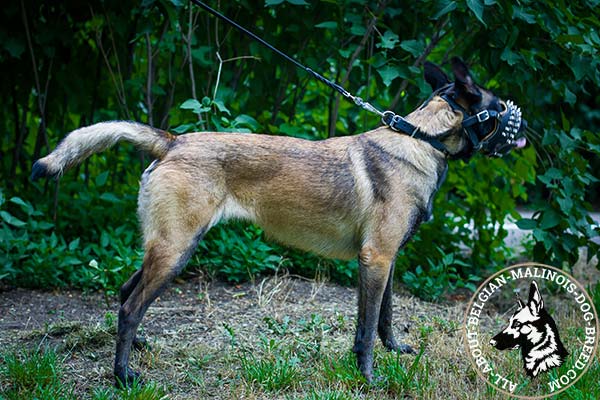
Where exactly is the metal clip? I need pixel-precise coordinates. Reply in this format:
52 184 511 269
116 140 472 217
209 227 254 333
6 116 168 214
476 110 490 123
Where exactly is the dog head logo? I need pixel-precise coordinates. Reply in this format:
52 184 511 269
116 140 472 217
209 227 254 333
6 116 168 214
489 280 569 378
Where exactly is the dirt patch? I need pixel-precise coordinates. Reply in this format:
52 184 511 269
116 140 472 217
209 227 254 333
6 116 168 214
0 274 468 399
1 267 598 399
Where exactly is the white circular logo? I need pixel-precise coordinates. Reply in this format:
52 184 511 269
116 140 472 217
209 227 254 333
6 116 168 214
463 263 599 399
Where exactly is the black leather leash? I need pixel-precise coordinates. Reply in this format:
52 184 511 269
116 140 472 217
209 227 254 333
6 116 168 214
191 0 457 156
190 0 384 117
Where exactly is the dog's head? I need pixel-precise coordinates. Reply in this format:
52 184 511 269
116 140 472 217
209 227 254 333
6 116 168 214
422 57 527 159
489 281 545 351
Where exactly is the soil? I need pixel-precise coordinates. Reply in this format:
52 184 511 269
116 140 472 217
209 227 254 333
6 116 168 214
1 258 598 399
0 272 463 398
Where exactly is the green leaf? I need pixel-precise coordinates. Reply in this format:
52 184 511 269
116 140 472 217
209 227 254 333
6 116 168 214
101 231 110 248
69 238 80 251
516 218 537 230
564 87 576 104
512 6 536 24
233 114 259 130
378 31 400 50
38 221 54 230
539 210 561 230
556 196 573 213
400 40 425 57
99 193 120 203
500 47 520 66
350 24 366 36
0 211 26 227
10 197 33 215
266 0 308 5
3 38 25 58
466 0 486 26
376 65 401 86
172 123 196 134
95 171 109 187
433 1 457 19
212 99 231 115
62 256 82 266
315 21 337 29
180 99 202 112
191 46 214 67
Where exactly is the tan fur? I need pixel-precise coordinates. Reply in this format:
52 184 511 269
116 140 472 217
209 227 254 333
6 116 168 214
33 121 175 178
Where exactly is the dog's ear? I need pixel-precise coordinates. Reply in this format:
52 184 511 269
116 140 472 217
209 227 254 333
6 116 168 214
424 61 451 91
516 297 525 310
528 281 544 316
451 57 482 101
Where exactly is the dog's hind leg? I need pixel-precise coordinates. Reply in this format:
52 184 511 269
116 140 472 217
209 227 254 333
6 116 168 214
377 260 415 354
114 171 220 387
119 268 150 351
114 227 206 387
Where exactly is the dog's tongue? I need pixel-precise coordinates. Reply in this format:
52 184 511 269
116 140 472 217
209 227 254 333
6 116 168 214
515 137 527 149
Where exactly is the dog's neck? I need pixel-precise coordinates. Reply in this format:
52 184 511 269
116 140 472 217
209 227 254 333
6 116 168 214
404 96 464 138
407 97 470 157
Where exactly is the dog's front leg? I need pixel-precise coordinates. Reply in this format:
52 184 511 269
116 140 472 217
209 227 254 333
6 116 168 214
377 259 414 354
352 245 393 382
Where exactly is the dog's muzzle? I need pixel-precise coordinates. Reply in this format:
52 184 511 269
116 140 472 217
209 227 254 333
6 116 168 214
475 100 527 157
442 93 528 158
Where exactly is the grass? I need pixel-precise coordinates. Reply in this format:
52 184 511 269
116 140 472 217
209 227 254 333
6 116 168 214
1 277 599 399
1 317 599 400
0 348 74 400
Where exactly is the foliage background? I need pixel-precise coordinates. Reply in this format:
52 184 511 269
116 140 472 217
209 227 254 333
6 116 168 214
0 0 598 297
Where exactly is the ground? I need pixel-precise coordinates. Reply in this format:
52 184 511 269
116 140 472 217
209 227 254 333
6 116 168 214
0 266 598 400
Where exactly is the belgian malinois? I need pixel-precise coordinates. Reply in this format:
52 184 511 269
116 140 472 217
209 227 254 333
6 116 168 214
32 58 527 386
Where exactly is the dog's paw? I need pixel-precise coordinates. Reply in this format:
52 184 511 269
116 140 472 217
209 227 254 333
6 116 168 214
114 368 143 389
132 336 151 351
396 343 417 355
355 352 374 383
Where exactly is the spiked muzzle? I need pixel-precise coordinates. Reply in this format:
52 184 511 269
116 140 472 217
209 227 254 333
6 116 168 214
465 100 527 157
442 94 528 157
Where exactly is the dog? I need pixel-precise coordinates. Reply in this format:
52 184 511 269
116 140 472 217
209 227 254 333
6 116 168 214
489 281 569 377
31 57 527 386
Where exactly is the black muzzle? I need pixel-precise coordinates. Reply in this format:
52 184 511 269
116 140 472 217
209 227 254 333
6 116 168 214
461 99 527 157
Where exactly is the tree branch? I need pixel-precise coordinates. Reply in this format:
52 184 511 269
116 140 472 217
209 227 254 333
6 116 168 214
328 0 390 137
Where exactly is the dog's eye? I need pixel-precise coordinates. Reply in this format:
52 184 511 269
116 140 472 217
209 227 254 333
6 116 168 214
511 320 521 329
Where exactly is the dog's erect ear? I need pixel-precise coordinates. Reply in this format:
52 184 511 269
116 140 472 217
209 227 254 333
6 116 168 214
451 57 481 101
516 297 525 310
528 281 544 316
424 61 451 91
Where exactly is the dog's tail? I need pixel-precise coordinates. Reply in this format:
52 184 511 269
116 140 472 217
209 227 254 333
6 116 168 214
31 121 176 180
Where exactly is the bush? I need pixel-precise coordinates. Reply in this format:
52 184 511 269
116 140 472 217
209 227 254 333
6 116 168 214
0 188 142 293
2 1 599 300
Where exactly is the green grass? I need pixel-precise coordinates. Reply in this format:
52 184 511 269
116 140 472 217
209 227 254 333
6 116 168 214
0 347 167 400
2 310 599 399
238 349 301 392
0 348 74 400
90 382 167 400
